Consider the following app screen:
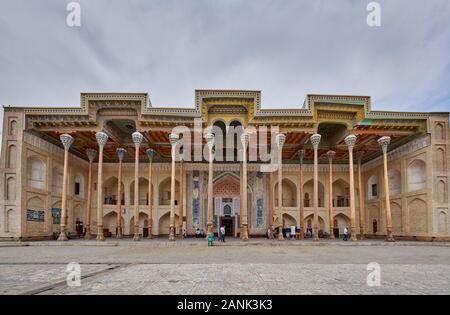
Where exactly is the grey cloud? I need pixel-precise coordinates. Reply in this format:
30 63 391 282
0 0 449 116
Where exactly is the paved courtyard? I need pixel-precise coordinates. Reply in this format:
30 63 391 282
1 239 450 295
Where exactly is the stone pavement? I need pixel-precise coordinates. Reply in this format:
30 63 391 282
1 239 450 295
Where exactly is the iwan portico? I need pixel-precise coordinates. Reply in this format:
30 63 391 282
1 90 449 241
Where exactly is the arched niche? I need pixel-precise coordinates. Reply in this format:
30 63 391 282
52 166 63 194
408 198 427 235
7 145 17 168
6 176 16 201
274 179 297 207
391 201 402 235
437 180 447 203
367 175 379 200
103 177 125 205
303 179 325 207
158 177 179 206
435 123 445 141
304 214 325 231
368 204 380 234
438 211 448 235
158 212 179 235
74 173 85 198
9 120 18 136
333 213 350 233
27 156 46 190
6 209 17 233
332 179 349 207
130 178 151 206
388 169 401 196
436 148 446 172
407 160 426 192
103 211 124 237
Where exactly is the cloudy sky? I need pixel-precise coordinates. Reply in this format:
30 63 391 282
0 0 449 118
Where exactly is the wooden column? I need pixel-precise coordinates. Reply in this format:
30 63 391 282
57 134 74 241
205 133 215 237
241 133 249 240
298 150 305 240
268 171 274 238
327 151 336 240
239 160 243 237
116 148 126 239
178 160 184 239
310 134 321 241
276 133 286 241
95 132 108 241
146 149 156 239
84 149 96 240
356 152 366 240
345 134 358 242
132 132 143 241
378 136 395 242
169 133 180 241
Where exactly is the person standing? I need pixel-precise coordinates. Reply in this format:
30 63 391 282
343 227 349 241
220 225 226 242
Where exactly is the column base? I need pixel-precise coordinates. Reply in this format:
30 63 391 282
169 227 176 241
313 227 319 241
96 233 105 241
359 228 366 240
57 231 68 241
329 235 335 240
147 227 153 239
178 225 184 239
133 234 140 241
350 235 357 242
116 227 123 239
241 227 249 241
278 227 284 240
84 228 91 240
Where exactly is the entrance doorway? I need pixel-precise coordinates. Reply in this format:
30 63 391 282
219 216 235 237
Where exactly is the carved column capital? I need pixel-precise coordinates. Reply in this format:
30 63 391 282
241 132 249 149
60 134 74 151
275 133 286 149
298 149 305 164
95 132 108 150
378 136 391 154
146 148 157 162
132 131 144 148
205 133 215 151
169 133 180 148
344 134 357 151
310 134 321 150
116 148 126 162
86 149 97 163
326 150 336 163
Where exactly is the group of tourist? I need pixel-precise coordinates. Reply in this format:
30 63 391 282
265 225 351 241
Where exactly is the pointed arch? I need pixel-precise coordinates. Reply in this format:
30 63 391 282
274 178 297 207
407 160 426 192
408 198 427 235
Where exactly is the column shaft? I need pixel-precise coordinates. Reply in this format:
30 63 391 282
328 157 335 240
133 147 140 241
96 148 104 241
277 146 284 240
148 160 153 239
116 158 123 238
178 161 184 239
299 163 304 239
357 159 365 240
169 148 177 240
349 149 357 241
383 153 394 241
85 158 93 239
57 148 70 241
313 147 319 241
